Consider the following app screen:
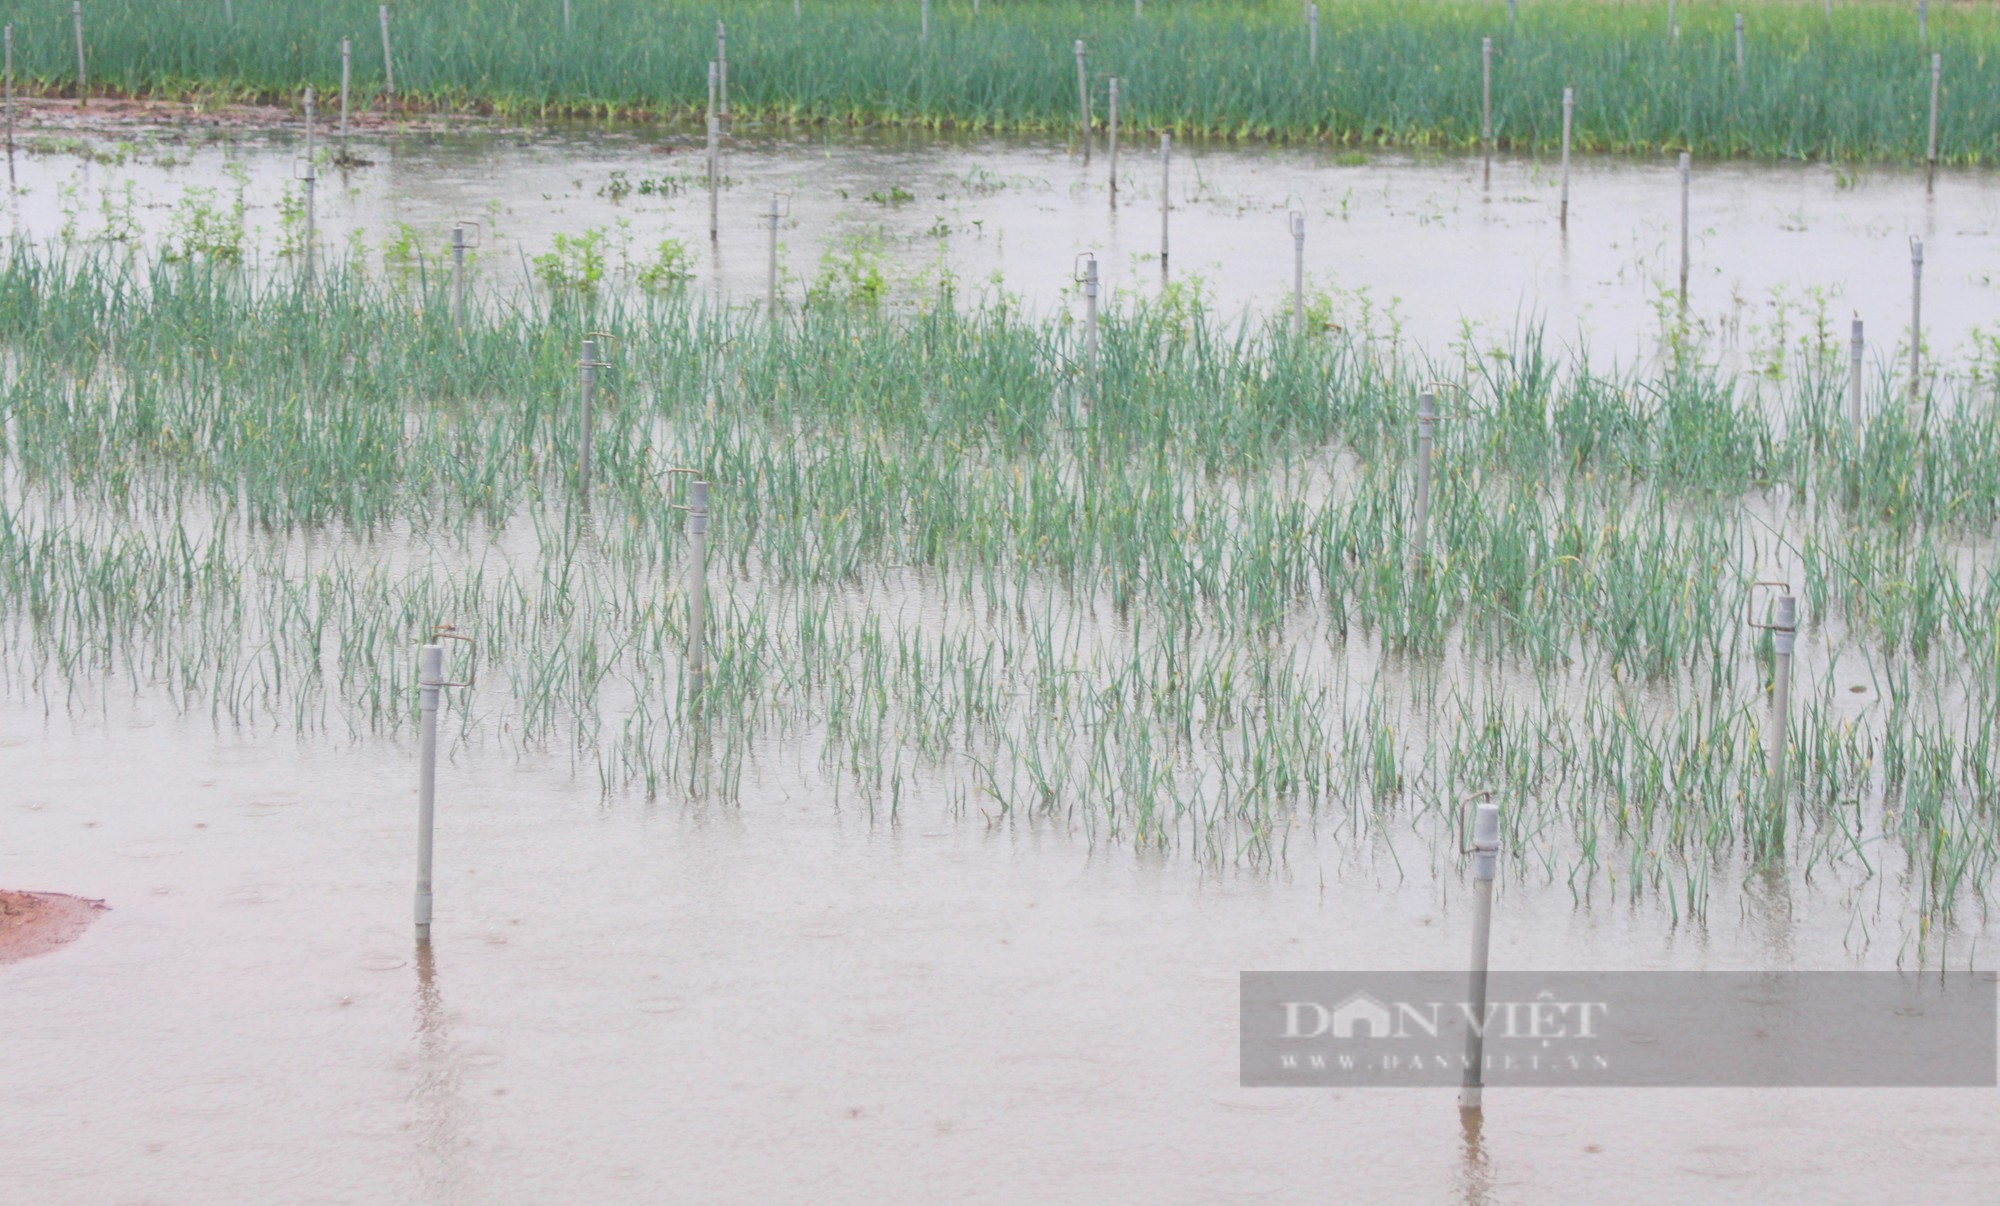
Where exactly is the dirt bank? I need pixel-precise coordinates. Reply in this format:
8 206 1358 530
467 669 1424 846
7 93 491 139
0 891 104 966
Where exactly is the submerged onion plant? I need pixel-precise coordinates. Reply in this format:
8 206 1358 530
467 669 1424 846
0 240 1996 956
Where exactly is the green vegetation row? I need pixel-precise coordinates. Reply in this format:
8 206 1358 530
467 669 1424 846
0 0 1988 162
0 242 1994 950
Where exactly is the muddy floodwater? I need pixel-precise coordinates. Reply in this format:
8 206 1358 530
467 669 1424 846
4 105 1998 367
3 702 1996 1203
4 106 2000 1203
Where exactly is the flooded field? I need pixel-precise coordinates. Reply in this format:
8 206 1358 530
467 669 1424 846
4 102 1998 367
5 705 1997 1202
2 103 1997 1203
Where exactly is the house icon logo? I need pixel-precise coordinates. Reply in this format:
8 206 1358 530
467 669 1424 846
1329 991 1394 1039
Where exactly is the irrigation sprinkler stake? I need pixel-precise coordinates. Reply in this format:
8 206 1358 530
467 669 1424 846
1559 87 1573 230
1734 13 1745 75
1849 317 1864 446
1458 794 1501 1114
449 222 483 334
1667 0 1676 41
451 226 467 331
1074 41 1090 165
765 192 790 318
380 5 395 99
5 25 14 163
1159 134 1170 275
1748 586 1795 851
1908 236 1923 405
1107 78 1119 207
577 335 614 497
1289 210 1306 337
921 0 929 39
1075 253 1099 381
717 21 729 122
415 626 476 944
1309 3 1318 66
300 88 317 286
564 0 572 35
688 484 709 697
663 471 712 699
1677 152 1691 324
1413 390 1436 570
1481 38 1493 154
340 38 352 150
1925 53 1940 193
72 2 86 108
707 62 720 241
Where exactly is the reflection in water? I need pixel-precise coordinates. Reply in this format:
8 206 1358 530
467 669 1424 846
1457 1106 1493 1206
413 942 471 1204
1745 861 1797 966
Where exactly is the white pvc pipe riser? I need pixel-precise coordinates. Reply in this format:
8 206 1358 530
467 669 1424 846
767 194 782 318
302 88 316 285
1107 79 1119 207
1481 38 1492 147
1291 213 1305 337
73 2 86 107
1768 595 1796 812
1926 53 1941 190
415 642 441 941
1677 152 1691 317
1458 800 1500 1112
707 62 720 240
579 338 596 495
1075 40 1090 165
1414 391 1436 566
1083 256 1099 374
1849 318 1864 444
451 226 466 333
1559 87 1573 229
380 5 394 97
688 480 710 696
1909 238 1924 404
340 39 352 143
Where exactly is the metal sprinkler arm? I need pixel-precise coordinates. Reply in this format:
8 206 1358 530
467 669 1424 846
1457 789 1498 855
582 330 616 369
429 623 477 687
653 466 714 511
1419 379 1474 418
1744 580 1795 631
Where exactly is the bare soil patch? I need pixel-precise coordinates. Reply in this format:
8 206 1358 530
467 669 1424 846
0 891 104 965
